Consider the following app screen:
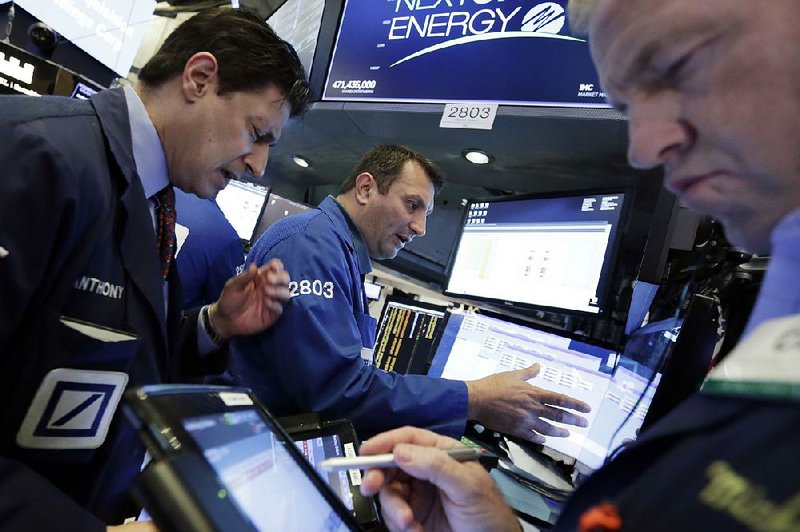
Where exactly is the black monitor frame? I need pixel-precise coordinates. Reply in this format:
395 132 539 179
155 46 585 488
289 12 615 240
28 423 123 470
444 187 633 317
374 294 450 375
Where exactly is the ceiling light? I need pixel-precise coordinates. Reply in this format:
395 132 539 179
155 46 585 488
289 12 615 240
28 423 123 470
292 155 310 168
463 149 491 165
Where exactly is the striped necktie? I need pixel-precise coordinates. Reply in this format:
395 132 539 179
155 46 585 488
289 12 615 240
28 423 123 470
154 185 176 280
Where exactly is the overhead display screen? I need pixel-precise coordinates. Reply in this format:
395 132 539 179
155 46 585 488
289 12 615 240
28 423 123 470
323 0 608 107
16 0 156 77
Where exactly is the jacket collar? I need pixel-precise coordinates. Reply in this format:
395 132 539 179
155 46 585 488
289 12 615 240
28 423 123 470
90 87 168 336
318 196 373 275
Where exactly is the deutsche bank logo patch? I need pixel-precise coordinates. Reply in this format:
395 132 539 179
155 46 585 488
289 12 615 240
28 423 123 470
17 368 128 450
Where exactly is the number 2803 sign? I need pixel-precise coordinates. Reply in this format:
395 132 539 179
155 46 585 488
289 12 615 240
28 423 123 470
439 103 498 130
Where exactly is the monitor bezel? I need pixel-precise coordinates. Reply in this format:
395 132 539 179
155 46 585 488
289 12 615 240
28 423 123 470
443 186 633 317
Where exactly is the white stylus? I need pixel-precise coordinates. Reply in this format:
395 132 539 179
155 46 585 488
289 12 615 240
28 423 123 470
318 447 493 472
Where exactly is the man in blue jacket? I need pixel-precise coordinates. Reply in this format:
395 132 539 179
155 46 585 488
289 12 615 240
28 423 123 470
219 144 592 443
174 188 246 309
357 1 800 531
0 7 311 530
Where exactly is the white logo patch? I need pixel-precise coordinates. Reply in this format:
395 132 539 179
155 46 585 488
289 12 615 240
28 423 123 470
16 368 128 450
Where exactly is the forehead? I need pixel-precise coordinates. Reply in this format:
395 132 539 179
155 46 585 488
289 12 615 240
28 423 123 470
226 85 289 116
590 0 732 94
390 161 435 199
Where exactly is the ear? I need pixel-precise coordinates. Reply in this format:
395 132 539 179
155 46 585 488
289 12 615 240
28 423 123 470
181 52 219 102
353 172 375 206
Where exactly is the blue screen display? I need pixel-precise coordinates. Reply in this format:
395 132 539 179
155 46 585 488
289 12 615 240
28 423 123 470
323 0 608 106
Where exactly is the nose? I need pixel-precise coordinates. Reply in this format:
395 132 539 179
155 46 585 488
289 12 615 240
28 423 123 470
409 211 427 238
243 143 270 178
626 92 692 170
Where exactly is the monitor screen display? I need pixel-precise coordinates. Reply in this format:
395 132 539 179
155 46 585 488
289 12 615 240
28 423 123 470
295 433 355 512
16 0 156 77
252 192 312 243
374 298 447 375
215 181 270 244
323 0 607 106
428 311 619 463
182 409 350 531
576 365 660 472
267 0 326 78
445 190 629 315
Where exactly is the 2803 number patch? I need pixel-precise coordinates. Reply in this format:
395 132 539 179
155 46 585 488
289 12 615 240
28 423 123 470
289 279 334 299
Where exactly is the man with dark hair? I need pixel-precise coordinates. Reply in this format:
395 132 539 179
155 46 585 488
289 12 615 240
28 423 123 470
0 7 310 530
358 1 800 530
337 143 445 195
218 144 591 443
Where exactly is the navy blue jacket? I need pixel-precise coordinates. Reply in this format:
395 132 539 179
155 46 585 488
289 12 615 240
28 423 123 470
219 197 468 438
0 89 217 529
554 392 800 531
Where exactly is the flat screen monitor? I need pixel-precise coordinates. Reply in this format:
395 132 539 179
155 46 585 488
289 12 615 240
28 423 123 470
373 297 448 375
322 0 607 107
15 0 156 77
215 180 270 245
445 189 630 315
267 0 326 78
252 192 312 243
428 310 619 463
576 316 681 472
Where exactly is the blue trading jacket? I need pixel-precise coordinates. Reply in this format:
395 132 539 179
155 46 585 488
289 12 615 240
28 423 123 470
219 196 468 438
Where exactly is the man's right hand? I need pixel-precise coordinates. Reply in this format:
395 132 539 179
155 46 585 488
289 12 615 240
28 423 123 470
466 364 591 444
359 427 520 532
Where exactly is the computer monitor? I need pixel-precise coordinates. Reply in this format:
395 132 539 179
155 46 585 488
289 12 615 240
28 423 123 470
575 363 661 472
15 0 155 77
575 316 681 472
251 192 312 243
322 0 608 107
427 310 619 462
267 0 326 78
445 189 630 315
215 180 270 245
640 293 719 431
373 297 448 375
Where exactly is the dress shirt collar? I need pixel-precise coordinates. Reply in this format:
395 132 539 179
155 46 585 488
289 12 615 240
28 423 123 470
123 84 169 199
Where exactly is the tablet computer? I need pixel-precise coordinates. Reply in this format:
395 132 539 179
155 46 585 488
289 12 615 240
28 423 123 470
290 421 380 528
123 385 362 532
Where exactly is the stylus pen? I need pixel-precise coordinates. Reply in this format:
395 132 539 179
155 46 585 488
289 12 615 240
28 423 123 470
318 447 494 472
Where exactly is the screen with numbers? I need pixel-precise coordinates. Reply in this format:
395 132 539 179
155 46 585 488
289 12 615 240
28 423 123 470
428 310 664 471
322 0 608 106
445 188 629 315
373 297 448 375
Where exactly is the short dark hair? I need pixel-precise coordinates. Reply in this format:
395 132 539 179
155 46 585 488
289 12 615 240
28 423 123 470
138 7 311 117
339 145 444 195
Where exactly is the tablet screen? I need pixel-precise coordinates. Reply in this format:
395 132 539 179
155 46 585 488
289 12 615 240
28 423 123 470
183 408 350 531
295 434 359 511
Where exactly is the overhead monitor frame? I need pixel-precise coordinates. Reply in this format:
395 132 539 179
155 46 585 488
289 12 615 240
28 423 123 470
444 187 632 317
318 0 608 107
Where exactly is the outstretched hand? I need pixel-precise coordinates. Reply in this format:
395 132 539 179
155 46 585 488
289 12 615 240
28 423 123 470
466 364 591 444
359 427 520 532
208 259 291 340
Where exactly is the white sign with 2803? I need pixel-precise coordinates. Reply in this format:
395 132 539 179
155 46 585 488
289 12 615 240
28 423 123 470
439 102 498 130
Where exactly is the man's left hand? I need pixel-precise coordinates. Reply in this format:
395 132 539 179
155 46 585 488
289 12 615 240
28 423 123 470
208 259 291 340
